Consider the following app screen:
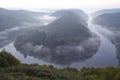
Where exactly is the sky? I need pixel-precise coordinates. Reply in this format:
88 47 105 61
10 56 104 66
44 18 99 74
0 0 120 13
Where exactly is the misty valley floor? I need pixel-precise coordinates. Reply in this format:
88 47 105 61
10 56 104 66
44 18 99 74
0 9 120 69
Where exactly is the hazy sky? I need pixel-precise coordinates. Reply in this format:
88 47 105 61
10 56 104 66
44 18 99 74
0 0 120 12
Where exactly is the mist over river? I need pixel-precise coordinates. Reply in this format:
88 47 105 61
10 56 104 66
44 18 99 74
0 14 119 69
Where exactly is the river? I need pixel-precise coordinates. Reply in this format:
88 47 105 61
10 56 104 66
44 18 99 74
0 15 119 69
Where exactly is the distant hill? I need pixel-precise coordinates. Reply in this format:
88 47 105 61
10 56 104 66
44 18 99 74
0 8 47 31
51 9 88 26
51 9 88 18
0 8 47 21
0 13 21 31
92 8 120 17
93 13 120 31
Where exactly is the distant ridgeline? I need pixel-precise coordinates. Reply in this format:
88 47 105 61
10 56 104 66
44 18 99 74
0 50 120 80
0 8 45 31
92 8 120 31
93 13 120 31
14 9 100 65
92 8 120 18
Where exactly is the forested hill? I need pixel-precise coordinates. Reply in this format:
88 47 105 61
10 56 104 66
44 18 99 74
51 9 88 26
14 10 97 65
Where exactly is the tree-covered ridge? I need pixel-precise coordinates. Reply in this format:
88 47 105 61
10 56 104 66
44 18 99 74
0 51 120 80
0 49 20 68
14 10 100 65
51 9 88 26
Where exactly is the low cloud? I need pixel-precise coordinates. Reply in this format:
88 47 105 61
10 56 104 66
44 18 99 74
38 15 57 25
18 36 100 65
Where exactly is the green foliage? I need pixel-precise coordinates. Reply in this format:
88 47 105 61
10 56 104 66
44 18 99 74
0 65 120 80
81 67 120 80
0 49 20 68
114 72 120 80
0 51 120 80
